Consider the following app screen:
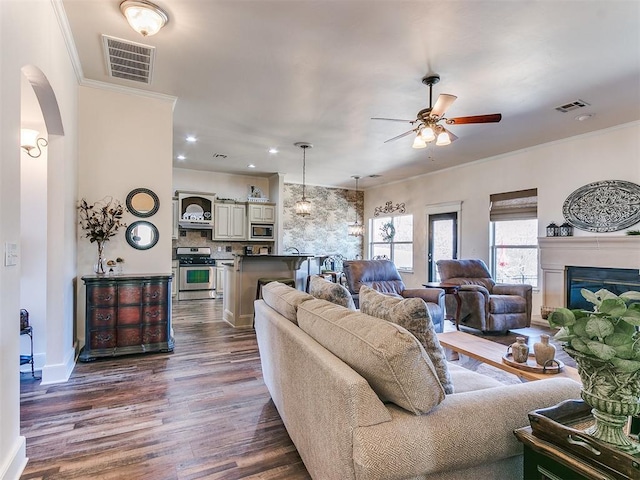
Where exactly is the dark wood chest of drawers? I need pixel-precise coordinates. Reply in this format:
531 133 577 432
80 274 174 361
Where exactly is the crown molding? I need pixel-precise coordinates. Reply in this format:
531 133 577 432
80 78 177 109
51 0 177 110
51 0 84 83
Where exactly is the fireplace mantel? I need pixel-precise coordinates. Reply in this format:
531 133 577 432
539 235 640 309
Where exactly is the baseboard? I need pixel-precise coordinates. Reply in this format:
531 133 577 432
0 436 27 480
40 345 76 385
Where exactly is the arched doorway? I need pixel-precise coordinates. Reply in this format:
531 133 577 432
20 65 73 385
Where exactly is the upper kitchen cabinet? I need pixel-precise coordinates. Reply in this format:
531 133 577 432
176 191 215 230
214 203 246 240
248 203 275 223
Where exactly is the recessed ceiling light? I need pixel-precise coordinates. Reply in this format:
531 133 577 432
248 164 256 168
185 135 197 142
177 154 186 160
268 148 278 154
575 113 594 121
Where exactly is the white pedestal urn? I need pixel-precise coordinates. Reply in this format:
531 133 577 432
565 347 640 454
549 288 640 455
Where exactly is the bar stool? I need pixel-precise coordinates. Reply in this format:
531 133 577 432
255 277 296 300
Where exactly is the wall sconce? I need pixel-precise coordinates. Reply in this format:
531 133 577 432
21 129 48 158
120 0 169 37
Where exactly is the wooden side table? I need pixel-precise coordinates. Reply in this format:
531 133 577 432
514 426 633 479
423 282 462 330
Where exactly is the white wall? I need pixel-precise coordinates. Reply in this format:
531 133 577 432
173 168 270 201
1 0 79 478
365 122 640 313
76 85 175 346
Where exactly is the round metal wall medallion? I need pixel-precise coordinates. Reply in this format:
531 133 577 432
562 180 640 232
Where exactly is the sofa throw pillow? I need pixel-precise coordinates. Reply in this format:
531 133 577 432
359 285 454 394
308 275 356 310
298 298 445 415
261 281 314 325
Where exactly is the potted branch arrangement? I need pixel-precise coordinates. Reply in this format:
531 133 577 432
549 288 640 453
78 197 126 274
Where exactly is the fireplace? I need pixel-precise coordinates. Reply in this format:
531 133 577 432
538 236 640 313
566 266 640 310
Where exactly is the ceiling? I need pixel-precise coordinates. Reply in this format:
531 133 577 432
61 0 640 189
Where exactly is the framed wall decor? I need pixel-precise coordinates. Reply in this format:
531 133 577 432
562 180 640 232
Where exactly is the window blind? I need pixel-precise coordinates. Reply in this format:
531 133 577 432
489 188 538 221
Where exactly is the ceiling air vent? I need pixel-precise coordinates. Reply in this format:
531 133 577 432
102 35 155 84
554 99 590 113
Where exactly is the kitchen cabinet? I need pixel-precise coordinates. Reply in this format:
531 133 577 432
79 274 174 361
172 197 179 239
171 261 178 297
248 203 275 223
216 266 225 296
214 203 246 240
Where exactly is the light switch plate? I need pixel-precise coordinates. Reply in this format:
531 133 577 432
4 242 18 266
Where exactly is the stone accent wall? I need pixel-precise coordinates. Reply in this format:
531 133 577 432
283 183 364 262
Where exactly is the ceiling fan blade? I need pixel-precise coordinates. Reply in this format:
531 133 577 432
431 94 457 117
447 113 502 124
383 128 417 143
371 117 415 123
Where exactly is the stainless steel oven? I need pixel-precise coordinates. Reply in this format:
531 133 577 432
177 247 216 300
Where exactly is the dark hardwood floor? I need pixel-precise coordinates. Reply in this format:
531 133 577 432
20 298 568 479
20 298 311 480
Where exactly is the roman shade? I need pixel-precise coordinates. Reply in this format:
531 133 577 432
489 188 538 221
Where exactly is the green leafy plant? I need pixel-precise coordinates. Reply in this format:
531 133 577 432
626 230 640 236
549 289 640 372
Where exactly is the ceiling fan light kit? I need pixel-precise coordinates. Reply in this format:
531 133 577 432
120 0 169 37
294 142 313 217
373 73 502 149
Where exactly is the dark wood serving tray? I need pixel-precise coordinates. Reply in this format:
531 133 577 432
502 352 564 374
528 399 640 479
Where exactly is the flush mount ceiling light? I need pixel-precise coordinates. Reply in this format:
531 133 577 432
348 176 364 237
21 129 48 158
294 142 312 217
120 0 169 37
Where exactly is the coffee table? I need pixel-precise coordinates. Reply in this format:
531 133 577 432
437 331 580 383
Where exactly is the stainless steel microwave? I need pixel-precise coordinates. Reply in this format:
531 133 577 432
250 223 274 240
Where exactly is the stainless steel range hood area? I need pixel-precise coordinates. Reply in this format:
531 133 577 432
177 191 215 230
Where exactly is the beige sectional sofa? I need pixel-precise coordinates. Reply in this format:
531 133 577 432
254 282 581 480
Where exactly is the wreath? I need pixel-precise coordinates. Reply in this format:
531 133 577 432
380 221 396 243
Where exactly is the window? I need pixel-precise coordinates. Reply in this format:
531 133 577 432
369 214 413 271
489 189 538 287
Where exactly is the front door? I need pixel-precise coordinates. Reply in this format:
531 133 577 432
428 212 458 281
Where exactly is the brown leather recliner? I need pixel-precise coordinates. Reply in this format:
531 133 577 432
436 259 532 333
342 259 445 333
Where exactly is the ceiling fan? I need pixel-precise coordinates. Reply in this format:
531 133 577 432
372 74 502 148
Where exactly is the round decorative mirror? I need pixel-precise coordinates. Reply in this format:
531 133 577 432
126 221 159 250
126 188 159 218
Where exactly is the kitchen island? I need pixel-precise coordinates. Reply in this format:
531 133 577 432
222 254 311 328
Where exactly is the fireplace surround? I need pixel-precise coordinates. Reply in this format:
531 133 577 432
539 236 640 310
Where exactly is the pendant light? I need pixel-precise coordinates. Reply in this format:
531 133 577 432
348 175 364 236
294 142 312 216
